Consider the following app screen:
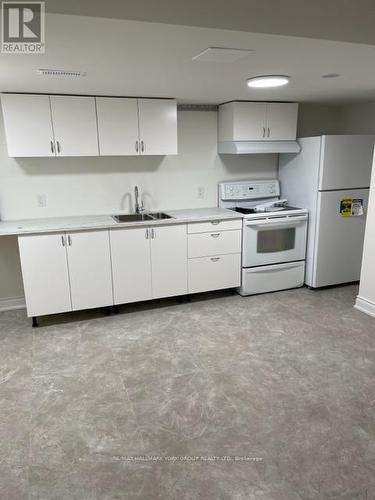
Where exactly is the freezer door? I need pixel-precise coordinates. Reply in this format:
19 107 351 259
319 135 375 191
312 189 369 287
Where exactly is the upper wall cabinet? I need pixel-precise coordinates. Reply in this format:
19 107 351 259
50 96 99 157
218 101 298 142
138 99 178 155
1 94 55 157
1 94 178 157
96 97 177 156
96 97 139 156
266 103 299 141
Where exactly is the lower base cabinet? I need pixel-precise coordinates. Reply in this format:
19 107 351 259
150 224 187 298
187 220 242 294
67 231 113 310
110 224 187 304
188 254 241 294
18 229 113 317
110 227 153 305
18 233 72 317
18 219 242 320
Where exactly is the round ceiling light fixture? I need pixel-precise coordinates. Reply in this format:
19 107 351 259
247 75 289 88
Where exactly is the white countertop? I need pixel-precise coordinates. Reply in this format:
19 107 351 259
0 208 242 237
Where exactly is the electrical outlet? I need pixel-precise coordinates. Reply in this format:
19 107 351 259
197 187 205 199
37 194 47 208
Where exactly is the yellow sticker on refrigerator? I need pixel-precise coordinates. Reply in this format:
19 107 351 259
340 198 364 217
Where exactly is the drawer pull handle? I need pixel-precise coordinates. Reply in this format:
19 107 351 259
210 257 220 262
211 220 220 225
210 233 220 238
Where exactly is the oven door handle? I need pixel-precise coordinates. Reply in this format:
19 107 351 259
245 215 307 228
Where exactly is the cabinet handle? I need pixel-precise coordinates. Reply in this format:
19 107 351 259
135 141 139 153
211 220 220 225
68 235 72 246
262 127 266 138
50 141 54 153
145 228 149 239
151 228 155 239
141 140 145 153
57 141 61 153
210 257 220 262
210 233 220 238
267 127 270 138
61 235 65 247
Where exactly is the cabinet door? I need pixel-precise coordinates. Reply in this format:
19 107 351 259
50 96 99 156
1 94 55 157
233 101 267 141
151 225 187 298
96 97 140 156
67 230 113 310
138 99 177 155
18 233 71 317
110 227 152 304
266 103 298 141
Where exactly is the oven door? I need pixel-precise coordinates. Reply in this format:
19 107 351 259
242 215 308 267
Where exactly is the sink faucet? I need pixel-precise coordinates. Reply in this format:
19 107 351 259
134 185 144 214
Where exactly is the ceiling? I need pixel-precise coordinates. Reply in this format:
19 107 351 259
1 14 375 104
45 0 375 46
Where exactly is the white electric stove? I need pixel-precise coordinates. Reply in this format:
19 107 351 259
219 179 308 296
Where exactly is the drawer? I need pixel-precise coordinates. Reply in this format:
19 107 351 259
188 229 241 258
188 254 241 294
240 261 305 296
188 218 242 234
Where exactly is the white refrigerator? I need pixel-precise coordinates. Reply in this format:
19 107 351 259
279 135 375 288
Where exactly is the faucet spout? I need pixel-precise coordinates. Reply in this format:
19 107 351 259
134 185 144 214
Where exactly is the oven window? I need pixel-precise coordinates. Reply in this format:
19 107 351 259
257 228 296 253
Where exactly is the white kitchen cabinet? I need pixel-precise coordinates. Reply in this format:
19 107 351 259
110 227 152 304
18 218 241 322
2 94 178 158
219 101 266 141
266 103 298 140
18 229 112 318
96 97 140 156
138 99 178 155
110 223 187 303
66 230 113 310
188 254 242 294
187 220 242 294
18 233 72 317
218 101 298 142
188 229 242 258
1 94 55 157
49 96 99 156
150 224 187 298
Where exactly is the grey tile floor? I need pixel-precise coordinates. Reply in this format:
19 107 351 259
1 285 375 499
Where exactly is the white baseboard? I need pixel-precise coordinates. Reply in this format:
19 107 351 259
354 295 375 318
0 296 26 312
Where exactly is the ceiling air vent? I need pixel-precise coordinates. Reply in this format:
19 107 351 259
37 69 87 77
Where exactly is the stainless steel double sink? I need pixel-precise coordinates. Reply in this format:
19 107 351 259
112 212 172 223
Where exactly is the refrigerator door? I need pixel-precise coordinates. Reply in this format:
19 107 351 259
311 189 369 288
319 135 375 191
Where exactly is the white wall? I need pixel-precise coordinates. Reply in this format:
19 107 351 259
339 100 375 317
297 103 342 137
340 102 375 134
0 110 278 304
355 150 375 317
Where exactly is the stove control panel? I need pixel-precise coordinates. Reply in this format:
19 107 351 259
219 180 280 201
